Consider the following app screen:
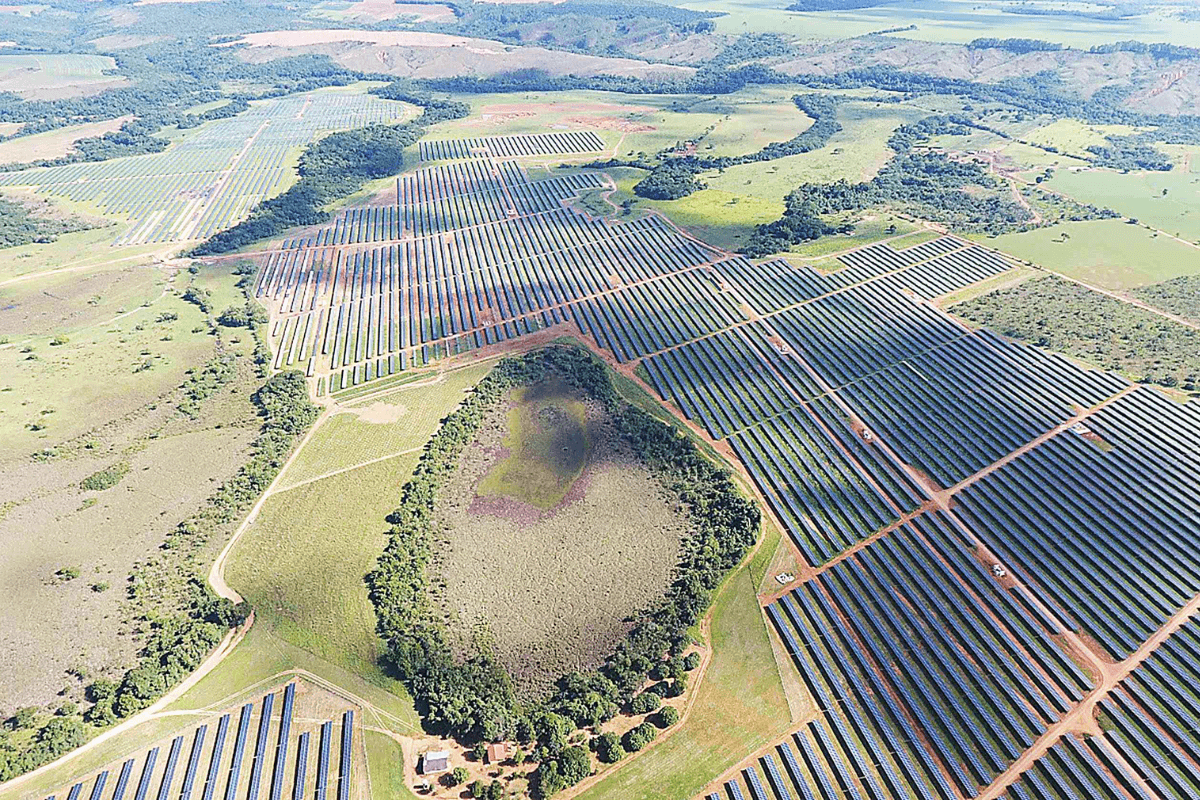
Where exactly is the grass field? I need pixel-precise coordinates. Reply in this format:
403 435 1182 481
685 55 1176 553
225 363 504 681
0 273 220 458
704 101 922 203
612 175 782 252
225 452 421 683
276 362 493 488
439 382 687 698
982 218 1200 289
1049 168 1200 243
476 378 592 510
577 565 792 800
682 0 1200 47
781 216 921 259
0 117 133 165
0 54 127 100
1023 120 1145 158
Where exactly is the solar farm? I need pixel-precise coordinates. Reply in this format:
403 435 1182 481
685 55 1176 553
0 91 411 245
38 684 361 800
244 131 1200 800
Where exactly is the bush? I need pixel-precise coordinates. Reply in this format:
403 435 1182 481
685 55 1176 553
80 462 129 492
622 722 657 752
682 652 701 671
447 766 469 786
593 732 624 764
654 706 680 728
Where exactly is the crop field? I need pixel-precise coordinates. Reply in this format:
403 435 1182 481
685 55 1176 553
0 90 411 245
34 683 365 800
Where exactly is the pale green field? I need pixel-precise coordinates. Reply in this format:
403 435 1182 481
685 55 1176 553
1049 168 1200 243
225 452 421 686
1023 119 1145 156
982 218 1200 289
578 565 793 800
704 101 924 202
682 0 1200 47
601 167 783 252
782 216 922 259
276 362 492 488
426 87 818 163
0 53 126 100
0 272 218 458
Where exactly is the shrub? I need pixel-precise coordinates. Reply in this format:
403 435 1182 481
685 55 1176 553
593 732 624 763
80 462 129 492
682 652 701 671
654 706 680 728
622 722 657 752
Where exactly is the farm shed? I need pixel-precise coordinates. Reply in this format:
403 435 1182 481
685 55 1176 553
486 742 507 764
420 750 450 775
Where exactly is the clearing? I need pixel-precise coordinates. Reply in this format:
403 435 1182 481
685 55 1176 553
436 378 689 699
0 117 133 166
983 218 1200 289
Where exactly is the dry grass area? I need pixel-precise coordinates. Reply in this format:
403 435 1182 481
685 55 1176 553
468 101 658 134
0 116 133 165
436 383 688 700
315 0 456 22
231 30 693 81
0 413 256 712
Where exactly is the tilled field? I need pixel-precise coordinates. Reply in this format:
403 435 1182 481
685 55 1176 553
435 389 688 700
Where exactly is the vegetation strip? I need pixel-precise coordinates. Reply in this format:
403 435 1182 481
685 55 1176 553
367 344 758 797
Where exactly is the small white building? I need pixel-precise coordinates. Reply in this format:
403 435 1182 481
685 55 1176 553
420 750 450 775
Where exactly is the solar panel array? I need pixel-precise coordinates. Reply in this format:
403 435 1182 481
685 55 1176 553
0 92 409 245
44 684 355 800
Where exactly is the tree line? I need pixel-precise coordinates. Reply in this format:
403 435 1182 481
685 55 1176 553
367 345 758 794
190 88 469 255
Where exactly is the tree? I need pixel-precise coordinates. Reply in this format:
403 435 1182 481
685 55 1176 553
594 732 624 764
447 766 469 786
682 652 701 671
623 722 657 752
559 746 591 784
654 706 680 728
629 691 660 715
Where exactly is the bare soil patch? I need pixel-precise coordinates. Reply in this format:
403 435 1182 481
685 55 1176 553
435 383 688 700
348 400 409 425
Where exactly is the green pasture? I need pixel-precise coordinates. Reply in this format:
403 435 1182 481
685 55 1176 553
1049 168 1200 243
681 0 1200 48
982 218 1200 289
476 378 592 510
